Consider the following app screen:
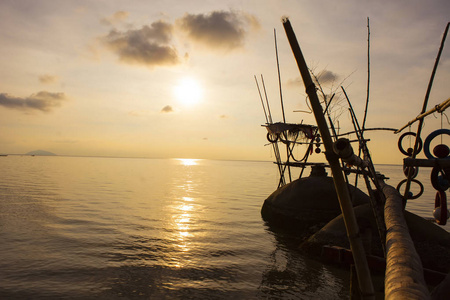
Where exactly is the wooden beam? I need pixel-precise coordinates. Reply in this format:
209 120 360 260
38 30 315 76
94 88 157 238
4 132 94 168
403 157 450 168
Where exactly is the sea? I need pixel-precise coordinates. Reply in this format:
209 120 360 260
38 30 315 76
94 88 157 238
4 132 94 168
0 156 448 299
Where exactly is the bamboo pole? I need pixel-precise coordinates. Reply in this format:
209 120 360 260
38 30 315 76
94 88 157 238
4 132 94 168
255 76 285 186
282 18 375 299
274 29 292 183
341 92 387 254
382 183 430 299
333 138 368 168
274 29 286 124
336 128 398 137
362 17 370 131
255 75 269 123
403 22 449 200
395 97 450 134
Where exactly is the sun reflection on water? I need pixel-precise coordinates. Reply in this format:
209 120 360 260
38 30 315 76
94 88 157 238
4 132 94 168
168 160 205 268
170 196 198 266
177 158 199 166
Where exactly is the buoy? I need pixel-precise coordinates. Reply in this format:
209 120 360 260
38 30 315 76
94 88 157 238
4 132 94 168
434 191 449 225
433 144 450 158
431 166 450 192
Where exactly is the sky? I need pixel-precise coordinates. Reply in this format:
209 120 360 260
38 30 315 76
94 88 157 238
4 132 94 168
0 0 449 164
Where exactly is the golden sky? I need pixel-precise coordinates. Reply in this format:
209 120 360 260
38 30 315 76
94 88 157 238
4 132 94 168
0 0 449 164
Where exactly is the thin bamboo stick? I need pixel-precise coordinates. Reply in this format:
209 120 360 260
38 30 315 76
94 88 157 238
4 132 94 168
255 76 285 185
254 75 269 123
274 29 286 123
261 75 273 124
362 17 370 131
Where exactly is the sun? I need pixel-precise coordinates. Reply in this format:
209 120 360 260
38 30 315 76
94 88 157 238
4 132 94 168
174 77 203 106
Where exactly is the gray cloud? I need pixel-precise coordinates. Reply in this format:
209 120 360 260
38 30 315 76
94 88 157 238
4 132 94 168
0 91 66 112
287 70 339 88
102 21 181 67
161 105 174 113
316 70 338 84
177 10 260 50
38 74 58 84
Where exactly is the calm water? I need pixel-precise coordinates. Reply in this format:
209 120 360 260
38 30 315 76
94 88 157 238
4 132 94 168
0 156 447 299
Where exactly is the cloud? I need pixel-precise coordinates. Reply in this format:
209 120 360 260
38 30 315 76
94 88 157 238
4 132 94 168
161 105 174 113
38 74 58 84
315 70 339 84
177 10 260 50
286 77 303 87
0 91 66 112
100 11 129 26
102 21 181 67
287 70 339 88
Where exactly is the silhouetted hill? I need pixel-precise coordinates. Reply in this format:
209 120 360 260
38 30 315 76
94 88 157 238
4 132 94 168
26 150 57 156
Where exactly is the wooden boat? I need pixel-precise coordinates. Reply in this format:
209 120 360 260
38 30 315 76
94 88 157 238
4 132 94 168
258 18 450 299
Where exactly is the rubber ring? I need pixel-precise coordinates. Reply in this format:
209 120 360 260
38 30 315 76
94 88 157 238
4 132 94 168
403 166 419 179
398 132 423 156
431 166 450 191
396 179 424 200
424 129 450 159
434 191 448 225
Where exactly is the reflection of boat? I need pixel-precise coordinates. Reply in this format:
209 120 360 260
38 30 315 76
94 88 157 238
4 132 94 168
258 18 450 298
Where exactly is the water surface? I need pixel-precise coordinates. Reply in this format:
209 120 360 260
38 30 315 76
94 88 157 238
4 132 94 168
0 156 447 299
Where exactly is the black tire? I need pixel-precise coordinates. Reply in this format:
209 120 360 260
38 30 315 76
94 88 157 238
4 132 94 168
398 132 422 156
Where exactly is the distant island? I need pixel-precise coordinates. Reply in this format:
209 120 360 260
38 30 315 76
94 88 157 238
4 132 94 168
25 150 57 156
